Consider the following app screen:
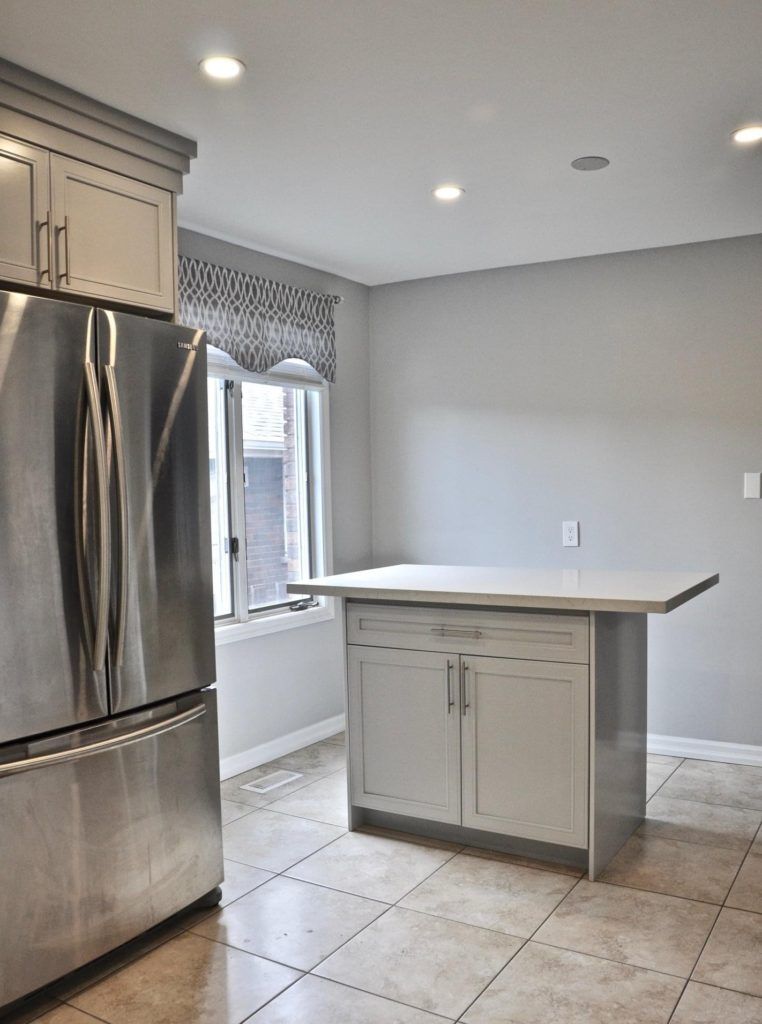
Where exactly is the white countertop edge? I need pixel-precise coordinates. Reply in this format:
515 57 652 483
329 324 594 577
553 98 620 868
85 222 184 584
287 570 719 614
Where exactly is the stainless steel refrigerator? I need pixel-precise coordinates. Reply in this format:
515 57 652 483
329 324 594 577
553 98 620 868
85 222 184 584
0 289 223 1009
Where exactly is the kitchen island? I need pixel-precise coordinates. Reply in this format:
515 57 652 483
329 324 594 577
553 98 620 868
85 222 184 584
288 565 718 878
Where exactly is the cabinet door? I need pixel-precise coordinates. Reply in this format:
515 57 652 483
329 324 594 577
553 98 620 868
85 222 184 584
348 645 461 824
0 135 51 288
462 656 588 847
50 155 174 312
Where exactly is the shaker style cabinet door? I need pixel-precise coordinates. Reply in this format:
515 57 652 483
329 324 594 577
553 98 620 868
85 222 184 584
50 155 175 312
461 656 589 848
347 645 461 824
0 135 51 288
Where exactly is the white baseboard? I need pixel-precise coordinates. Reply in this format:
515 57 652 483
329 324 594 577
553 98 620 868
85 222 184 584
648 733 762 768
219 713 346 781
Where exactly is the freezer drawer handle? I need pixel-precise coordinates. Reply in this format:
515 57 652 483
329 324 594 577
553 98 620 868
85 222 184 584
0 702 206 778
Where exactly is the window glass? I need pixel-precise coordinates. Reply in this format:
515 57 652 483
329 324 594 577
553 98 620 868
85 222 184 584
241 381 311 611
207 377 233 617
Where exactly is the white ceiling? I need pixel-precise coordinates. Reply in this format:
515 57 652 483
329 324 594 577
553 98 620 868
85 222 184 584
3 1 762 285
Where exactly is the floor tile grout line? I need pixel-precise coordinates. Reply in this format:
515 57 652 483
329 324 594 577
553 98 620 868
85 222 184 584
234 970 306 1024
452 868 589 1019
636 829 759 854
173 925 316 975
239 820 350 877
668 892 734 1021
575 874 745 909
664 978 690 1024
453 938 529 1023
591 869 740 907
647 762 682 801
651 791 762 812
645 792 762 817
675 977 762 1001
388 844 465 906
253 870 393 909
384 903 528 943
526 934 702 982
307 974 457 1022
720 831 759 910
307 903 397 978
529 937 695 983
58 1004 112 1024
636 826 760 854
255 803 346 829
452 846 585 880
667 757 762 769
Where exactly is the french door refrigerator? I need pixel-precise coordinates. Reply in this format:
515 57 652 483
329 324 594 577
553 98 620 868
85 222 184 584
0 289 223 1009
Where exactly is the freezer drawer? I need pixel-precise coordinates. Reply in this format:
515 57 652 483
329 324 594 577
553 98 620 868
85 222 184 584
0 689 223 1008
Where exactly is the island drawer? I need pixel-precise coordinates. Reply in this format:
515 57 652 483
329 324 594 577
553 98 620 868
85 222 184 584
346 602 589 664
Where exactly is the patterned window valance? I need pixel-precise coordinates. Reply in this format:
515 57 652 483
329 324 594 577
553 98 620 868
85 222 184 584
178 254 340 382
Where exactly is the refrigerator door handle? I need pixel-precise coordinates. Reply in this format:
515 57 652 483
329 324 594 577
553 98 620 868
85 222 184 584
0 701 207 778
103 364 129 667
83 361 111 671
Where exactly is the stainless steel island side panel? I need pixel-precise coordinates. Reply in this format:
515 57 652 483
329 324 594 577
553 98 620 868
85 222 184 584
0 688 223 1008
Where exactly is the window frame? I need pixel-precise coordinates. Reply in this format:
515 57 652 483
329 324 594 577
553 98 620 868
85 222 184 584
207 348 335 645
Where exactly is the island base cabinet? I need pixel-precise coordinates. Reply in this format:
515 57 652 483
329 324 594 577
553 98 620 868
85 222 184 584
461 656 589 848
347 645 461 824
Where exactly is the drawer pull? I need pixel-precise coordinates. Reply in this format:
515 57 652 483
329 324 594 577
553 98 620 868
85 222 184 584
431 627 483 639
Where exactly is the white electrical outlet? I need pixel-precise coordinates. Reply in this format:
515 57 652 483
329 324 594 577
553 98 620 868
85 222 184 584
563 521 580 547
743 472 762 499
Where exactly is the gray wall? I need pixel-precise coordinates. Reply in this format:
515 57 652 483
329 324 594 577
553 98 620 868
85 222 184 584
179 228 371 763
369 234 762 746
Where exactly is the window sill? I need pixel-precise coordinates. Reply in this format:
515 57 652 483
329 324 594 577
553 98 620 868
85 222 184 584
214 601 336 646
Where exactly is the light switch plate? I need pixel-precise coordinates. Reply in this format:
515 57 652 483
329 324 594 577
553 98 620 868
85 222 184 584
563 521 580 546
744 472 762 499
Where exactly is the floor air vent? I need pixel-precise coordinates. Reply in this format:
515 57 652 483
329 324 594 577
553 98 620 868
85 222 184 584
240 769 303 793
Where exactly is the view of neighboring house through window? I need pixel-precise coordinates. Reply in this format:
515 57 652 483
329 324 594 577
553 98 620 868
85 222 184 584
208 377 233 618
207 362 324 625
241 380 310 610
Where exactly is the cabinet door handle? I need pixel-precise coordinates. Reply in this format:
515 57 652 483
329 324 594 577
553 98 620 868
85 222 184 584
37 213 52 283
446 660 455 713
57 215 71 285
461 662 470 715
431 627 482 639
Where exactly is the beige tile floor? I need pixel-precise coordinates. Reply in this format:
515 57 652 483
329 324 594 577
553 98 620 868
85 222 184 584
6 742 762 1024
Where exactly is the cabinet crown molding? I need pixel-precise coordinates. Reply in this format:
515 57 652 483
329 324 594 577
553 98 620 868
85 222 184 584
0 58 196 193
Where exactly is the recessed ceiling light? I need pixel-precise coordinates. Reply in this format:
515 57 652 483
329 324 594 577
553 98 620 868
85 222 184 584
200 56 245 80
432 184 465 201
732 125 762 144
571 156 610 171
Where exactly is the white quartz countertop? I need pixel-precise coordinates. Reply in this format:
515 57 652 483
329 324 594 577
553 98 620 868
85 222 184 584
288 564 719 613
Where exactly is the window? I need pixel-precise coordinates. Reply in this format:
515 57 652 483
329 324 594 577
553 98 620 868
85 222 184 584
207 352 332 640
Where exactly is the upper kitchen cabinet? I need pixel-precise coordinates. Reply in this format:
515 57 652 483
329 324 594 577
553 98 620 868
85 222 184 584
0 59 195 316
0 135 50 287
50 157 174 312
